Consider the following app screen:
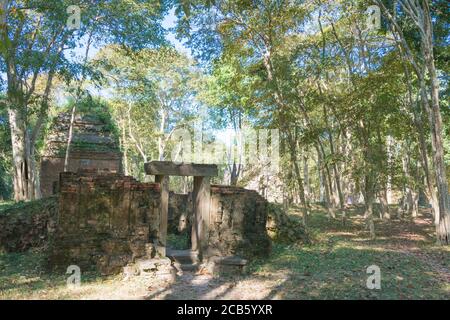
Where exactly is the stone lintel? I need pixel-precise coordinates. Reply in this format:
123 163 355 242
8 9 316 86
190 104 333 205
144 161 218 177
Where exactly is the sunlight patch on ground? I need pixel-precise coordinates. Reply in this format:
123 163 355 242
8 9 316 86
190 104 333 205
1 207 448 300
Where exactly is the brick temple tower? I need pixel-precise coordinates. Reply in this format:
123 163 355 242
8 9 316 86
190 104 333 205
40 112 122 197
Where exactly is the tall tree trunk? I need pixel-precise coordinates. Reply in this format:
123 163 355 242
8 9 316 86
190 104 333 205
402 142 414 217
404 53 437 222
317 151 326 203
377 0 449 245
415 101 438 222
303 150 310 202
158 106 166 161
322 104 345 211
8 106 28 201
64 31 93 173
230 162 241 186
316 144 334 219
119 118 129 176
63 105 76 172
419 73 449 243
287 131 309 226
365 175 376 240
262 48 308 223
423 26 450 243
379 188 390 220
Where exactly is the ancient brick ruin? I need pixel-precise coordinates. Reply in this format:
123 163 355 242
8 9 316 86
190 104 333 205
207 185 271 259
0 197 58 253
165 186 272 273
40 113 122 197
47 163 272 275
48 170 160 275
38 113 272 275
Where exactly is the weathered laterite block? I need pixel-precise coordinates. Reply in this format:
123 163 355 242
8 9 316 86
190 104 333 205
0 197 58 252
166 185 272 262
205 185 272 260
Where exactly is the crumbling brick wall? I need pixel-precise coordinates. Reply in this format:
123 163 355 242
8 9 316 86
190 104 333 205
205 185 271 259
0 197 58 253
47 171 271 275
47 170 160 275
166 188 271 260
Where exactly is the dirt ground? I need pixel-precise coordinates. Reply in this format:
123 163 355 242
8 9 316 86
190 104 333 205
1 206 449 300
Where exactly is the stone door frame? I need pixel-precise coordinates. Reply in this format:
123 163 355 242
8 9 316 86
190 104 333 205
144 161 218 259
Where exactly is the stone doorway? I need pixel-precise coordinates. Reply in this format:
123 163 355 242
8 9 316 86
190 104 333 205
166 190 192 251
144 161 218 265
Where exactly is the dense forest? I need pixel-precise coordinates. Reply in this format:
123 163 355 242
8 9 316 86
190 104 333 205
0 0 449 301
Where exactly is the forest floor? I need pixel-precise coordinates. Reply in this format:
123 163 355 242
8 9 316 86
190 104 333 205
0 205 449 299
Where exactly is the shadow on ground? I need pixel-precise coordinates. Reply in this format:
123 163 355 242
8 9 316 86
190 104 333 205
1 206 448 299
